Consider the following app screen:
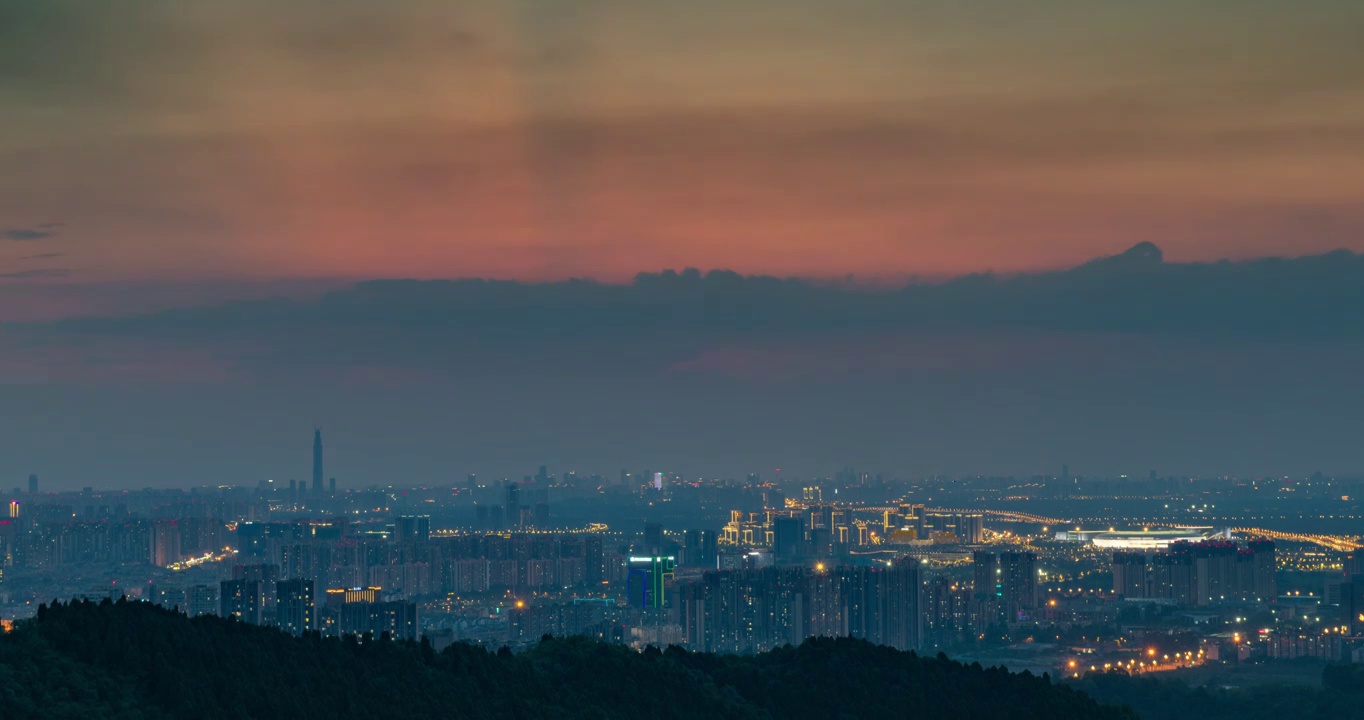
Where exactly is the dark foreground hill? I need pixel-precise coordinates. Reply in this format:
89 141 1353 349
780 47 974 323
1073 665 1364 720
0 599 1128 720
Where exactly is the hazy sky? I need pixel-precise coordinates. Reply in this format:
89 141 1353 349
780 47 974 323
2 2 1363 487
3 0 1362 293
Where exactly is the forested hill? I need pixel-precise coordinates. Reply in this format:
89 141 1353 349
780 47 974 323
0 599 1129 720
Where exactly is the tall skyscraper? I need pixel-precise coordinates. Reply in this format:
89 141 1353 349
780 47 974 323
312 429 324 497
27 474 37 494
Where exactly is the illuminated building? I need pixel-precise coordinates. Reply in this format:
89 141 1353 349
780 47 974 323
923 577 971 648
1085 528 1211 550
275 579 315 635
151 520 181 567
339 600 418 640
681 562 920 654
973 552 1036 622
220 579 262 624
325 586 382 606
233 563 280 615
317 586 416 639
626 556 675 609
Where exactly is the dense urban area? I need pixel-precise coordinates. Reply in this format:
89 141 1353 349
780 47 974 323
3 431 1363 690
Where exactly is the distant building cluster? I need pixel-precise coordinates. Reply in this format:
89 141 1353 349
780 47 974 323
679 562 923 654
1110 540 1276 605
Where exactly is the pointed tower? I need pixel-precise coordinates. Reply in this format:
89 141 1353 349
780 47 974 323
312 429 324 497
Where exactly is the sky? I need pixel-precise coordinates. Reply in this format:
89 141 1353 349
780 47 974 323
1 1 1362 487
3 0 1363 293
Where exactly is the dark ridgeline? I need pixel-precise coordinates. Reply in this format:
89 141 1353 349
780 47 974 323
0 599 1131 720
312 428 324 498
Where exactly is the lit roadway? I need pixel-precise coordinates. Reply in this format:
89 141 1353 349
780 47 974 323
1227 527 1362 552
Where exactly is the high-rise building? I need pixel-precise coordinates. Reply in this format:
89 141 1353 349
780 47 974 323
320 593 417 640
973 551 1036 622
233 564 280 617
1151 546 1196 605
220 579 262 624
275 579 315 635
27 474 37 495
923 577 971 648
1112 553 1148 598
329 477 336 495
681 563 922 653
880 559 922 652
1345 549 1364 578
186 584 218 617
394 515 431 543
1344 575 1364 636
643 522 663 554
1248 540 1276 602
700 531 718 569
999 552 1037 619
504 483 521 529
1192 541 1238 605
151 520 182 566
626 556 675 609
583 535 605 584
1112 540 1274 606
466 474 477 493
772 516 804 560
683 530 702 566
312 429 324 497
